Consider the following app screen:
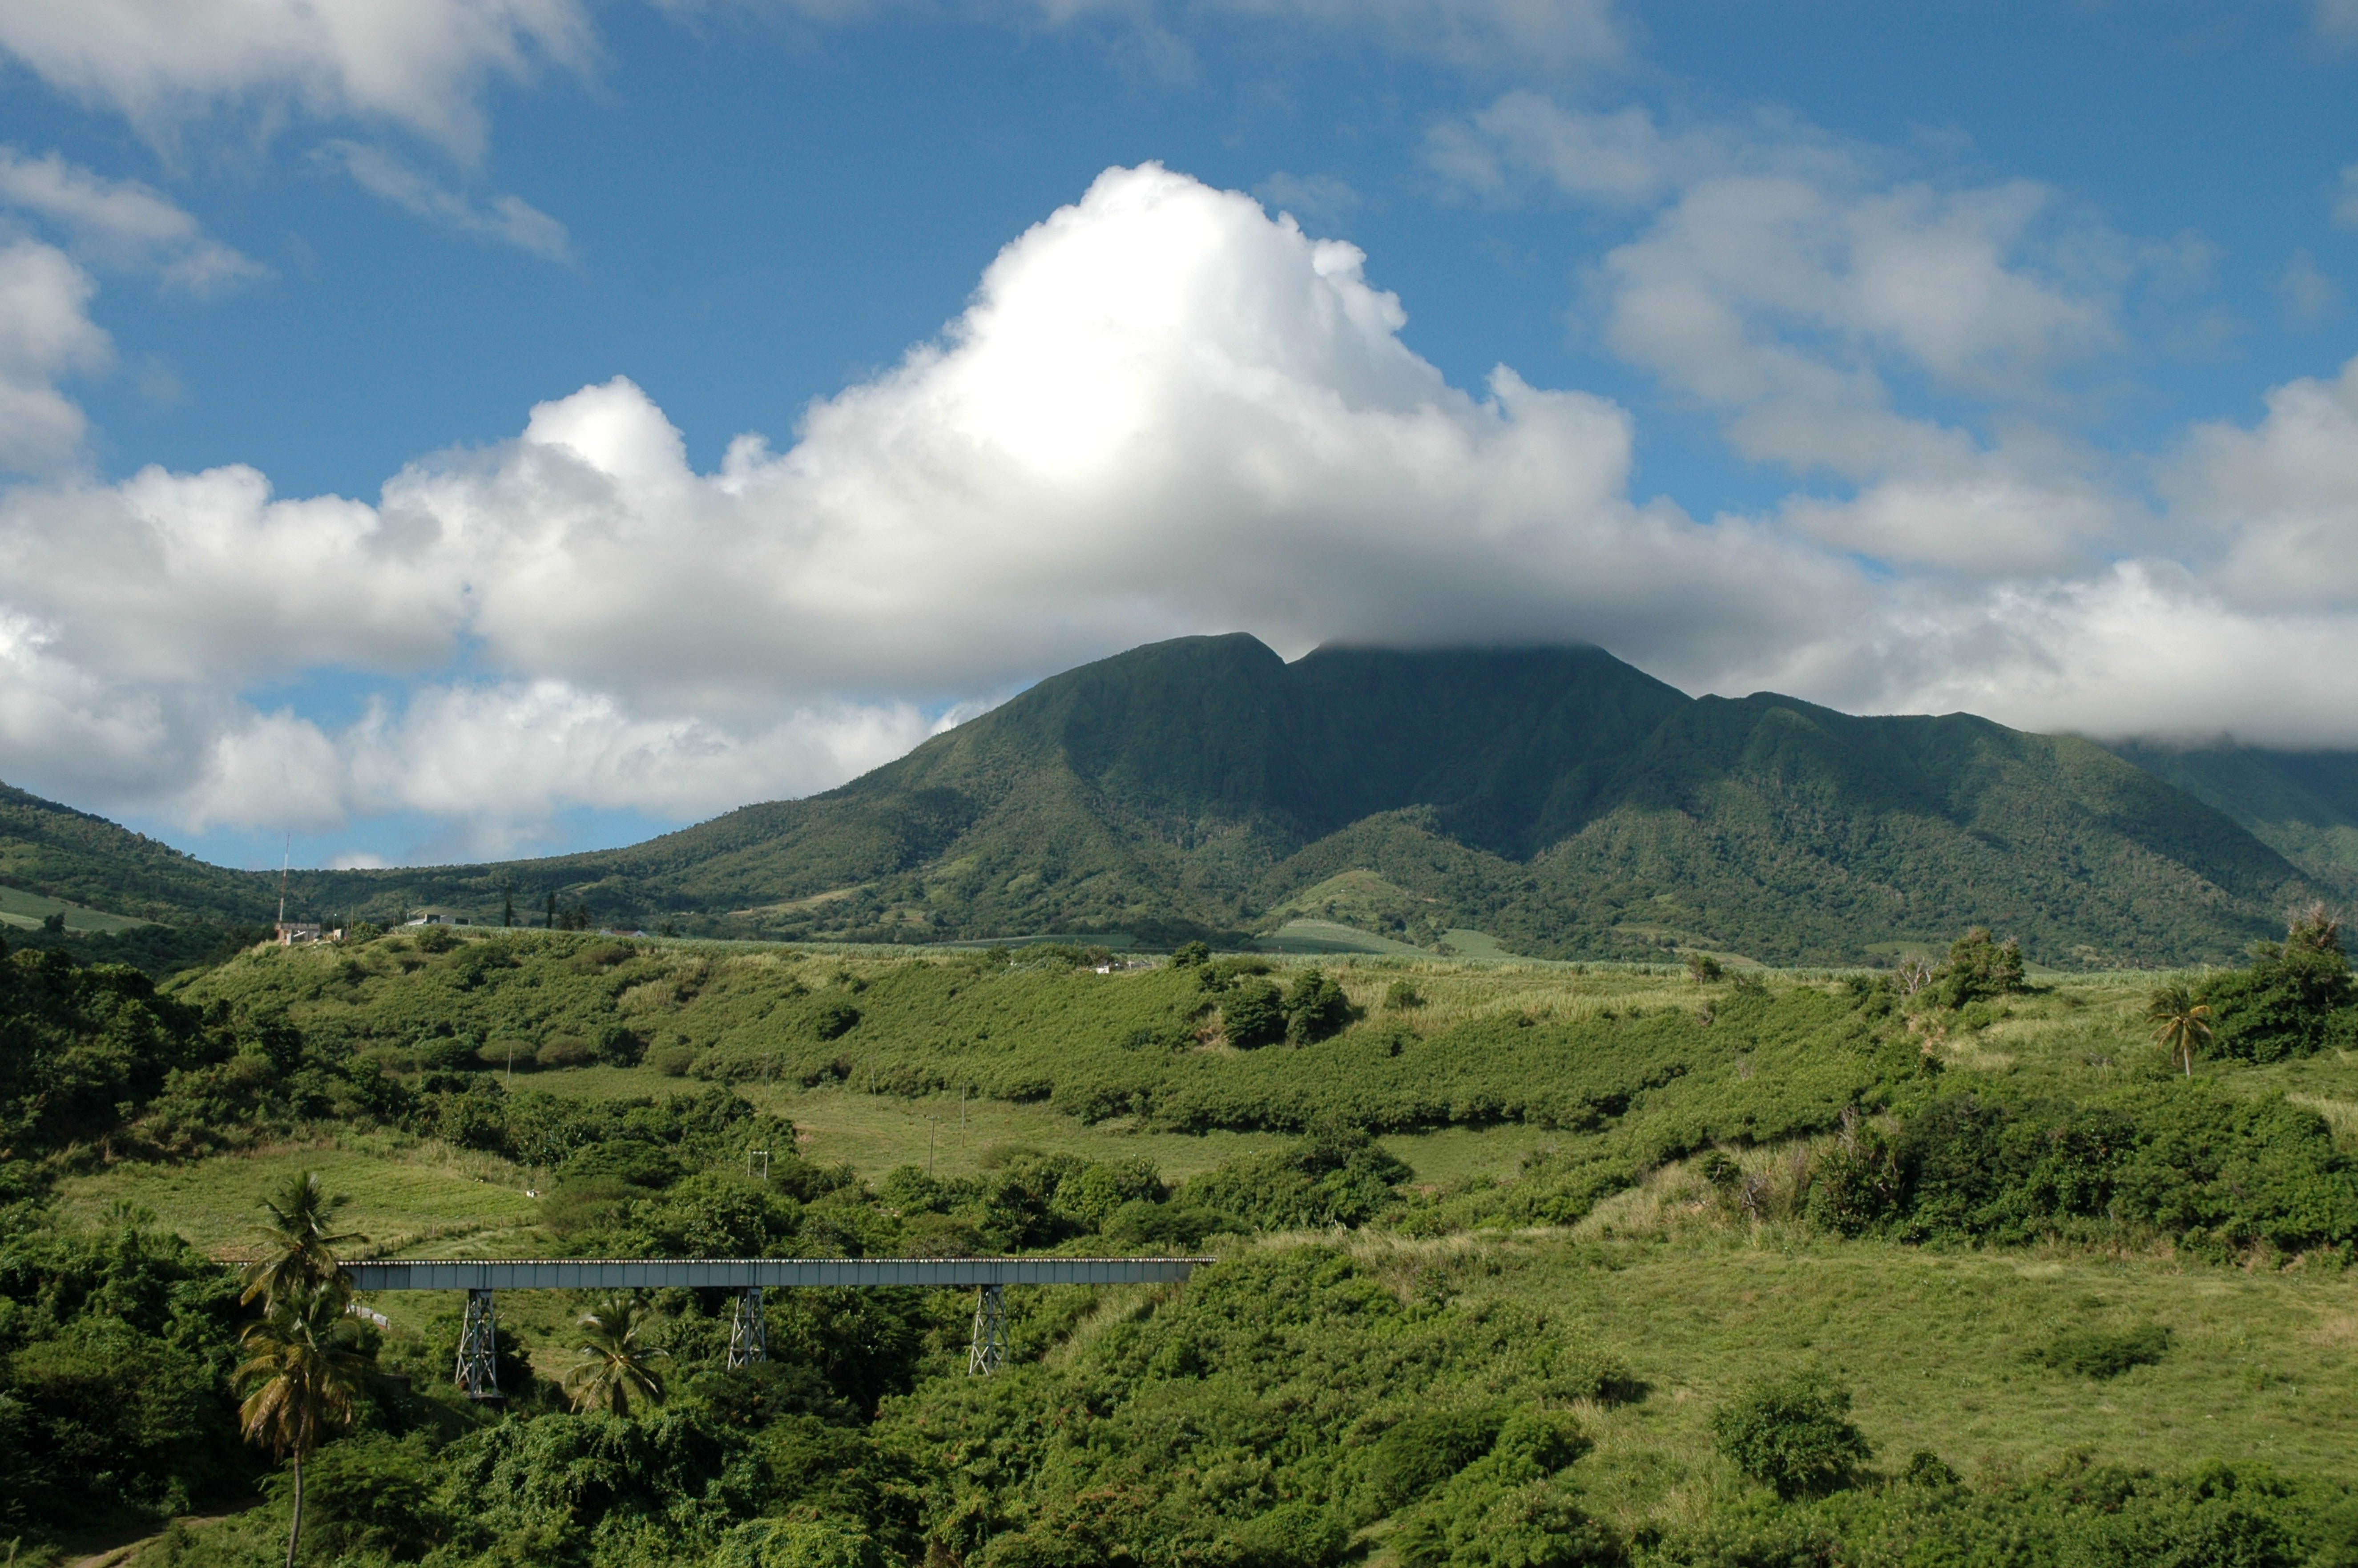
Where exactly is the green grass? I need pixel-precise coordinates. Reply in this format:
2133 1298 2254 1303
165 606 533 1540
54 1134 542 1260
1330 1223 2358 1521
1259 919 1438 957
0 880 148 933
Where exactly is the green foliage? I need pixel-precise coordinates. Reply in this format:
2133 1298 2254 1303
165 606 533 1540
1221 975 1285 1048
1886 1083 2358 1255
0 1212 248 1534
2202 905 2358 1062
1175 1124 1411 1232
1710 1370 1873 1499
2027 1322 2172 1380
1925 927 2026 1010
1685 953 1724 983
713 1516 890 1568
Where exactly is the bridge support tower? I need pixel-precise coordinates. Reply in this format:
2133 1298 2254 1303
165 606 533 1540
456 1289 500 1400
967 1284 1007 1375
727 1287 767 1370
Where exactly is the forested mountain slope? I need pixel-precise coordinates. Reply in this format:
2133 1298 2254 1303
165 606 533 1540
298 635 2304 966
0 636 2321 966
2108 741 2358 894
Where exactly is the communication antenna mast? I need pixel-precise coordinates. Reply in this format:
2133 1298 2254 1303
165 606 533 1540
278 832 291 928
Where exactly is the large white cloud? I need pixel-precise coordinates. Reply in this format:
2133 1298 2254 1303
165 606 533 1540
4 160 2358 861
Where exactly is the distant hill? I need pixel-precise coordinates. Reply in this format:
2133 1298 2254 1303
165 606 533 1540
2104 742 2358 895
0 636 2325 967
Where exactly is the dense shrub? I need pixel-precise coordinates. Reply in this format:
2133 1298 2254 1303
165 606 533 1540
1710 1371 1873 1499
1221 976 1286 1048
2027 1322 2171 1380
0 1214 248 1532
2203 906 2358 1063
1925 927 2026 1011
1884 1084 2358 1255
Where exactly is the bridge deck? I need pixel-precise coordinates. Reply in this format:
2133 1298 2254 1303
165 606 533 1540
347 1256 1208 1291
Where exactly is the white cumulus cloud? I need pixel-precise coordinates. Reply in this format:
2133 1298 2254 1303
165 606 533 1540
6 161 2358 859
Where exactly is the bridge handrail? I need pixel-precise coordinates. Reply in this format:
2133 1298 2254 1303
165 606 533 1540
343 1256 1212 1291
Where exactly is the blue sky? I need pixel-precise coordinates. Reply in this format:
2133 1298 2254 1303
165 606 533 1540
1 0 2356 870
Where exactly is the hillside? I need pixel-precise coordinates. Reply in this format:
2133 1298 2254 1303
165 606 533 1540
0 636 2324 967
2108 741 2358 894
278 635 2297 966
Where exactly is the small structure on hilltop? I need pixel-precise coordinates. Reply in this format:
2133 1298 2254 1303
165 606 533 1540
404 907 472 927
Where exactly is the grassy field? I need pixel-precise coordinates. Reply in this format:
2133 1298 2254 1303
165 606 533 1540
0 880 148 932
1319 1221 2358 1523
54 1134 541 1260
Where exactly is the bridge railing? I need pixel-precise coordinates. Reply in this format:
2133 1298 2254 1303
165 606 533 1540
346 1256 1207 1292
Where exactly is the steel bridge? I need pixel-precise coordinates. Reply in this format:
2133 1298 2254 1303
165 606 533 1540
344 1256 1209 1399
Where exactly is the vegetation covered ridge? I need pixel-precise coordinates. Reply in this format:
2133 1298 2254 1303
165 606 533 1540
4 635 2344 967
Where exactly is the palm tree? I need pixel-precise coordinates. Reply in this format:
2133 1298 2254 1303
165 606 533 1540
237 1282 375 1568
564 1297 668 1415
242 1171 366 1309
2147 983 2213 1079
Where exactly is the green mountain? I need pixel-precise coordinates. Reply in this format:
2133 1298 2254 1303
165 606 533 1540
0 636 2321 966
2104 741 2358 895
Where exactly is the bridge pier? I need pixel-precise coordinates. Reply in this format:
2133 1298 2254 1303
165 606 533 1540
456 1288 500 1399
726 1287 767 1369
967 1283 1007 1375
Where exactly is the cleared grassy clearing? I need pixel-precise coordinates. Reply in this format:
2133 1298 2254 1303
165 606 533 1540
0 880 146 932
1333 1225 2358 1521
55 1136 540 1260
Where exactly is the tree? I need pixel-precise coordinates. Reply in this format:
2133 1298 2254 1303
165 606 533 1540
1685 952 1724 983
237 1282 376 1568
503 885 516 928
242 1171 365 1309
1927 927 2025 1010
565 1297 668 1415
2147 983 2213 1079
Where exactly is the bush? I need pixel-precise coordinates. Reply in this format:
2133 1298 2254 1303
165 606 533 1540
2204 906 2356 1063
1284 969 1351 1044
713 1517 889 1568
1384 979 1423 1011
1365 1408 1504 1511
650 1041 699 1076
1685 953 1724 983
813 999 861 1040
1222 977 1286 1048
2027 1322 2170 1379
1710 1371 1872 1499
596 1023 646 1066
536 1035 598 1068
1927 927 2025 1011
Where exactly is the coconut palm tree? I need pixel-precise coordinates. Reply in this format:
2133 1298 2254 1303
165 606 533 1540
2146 983 2213 1079
237 1282 375 1568
242 1171 366 1309
565 1297 668 1415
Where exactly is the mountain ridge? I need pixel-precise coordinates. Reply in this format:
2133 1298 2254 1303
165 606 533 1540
0 634 2334 967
